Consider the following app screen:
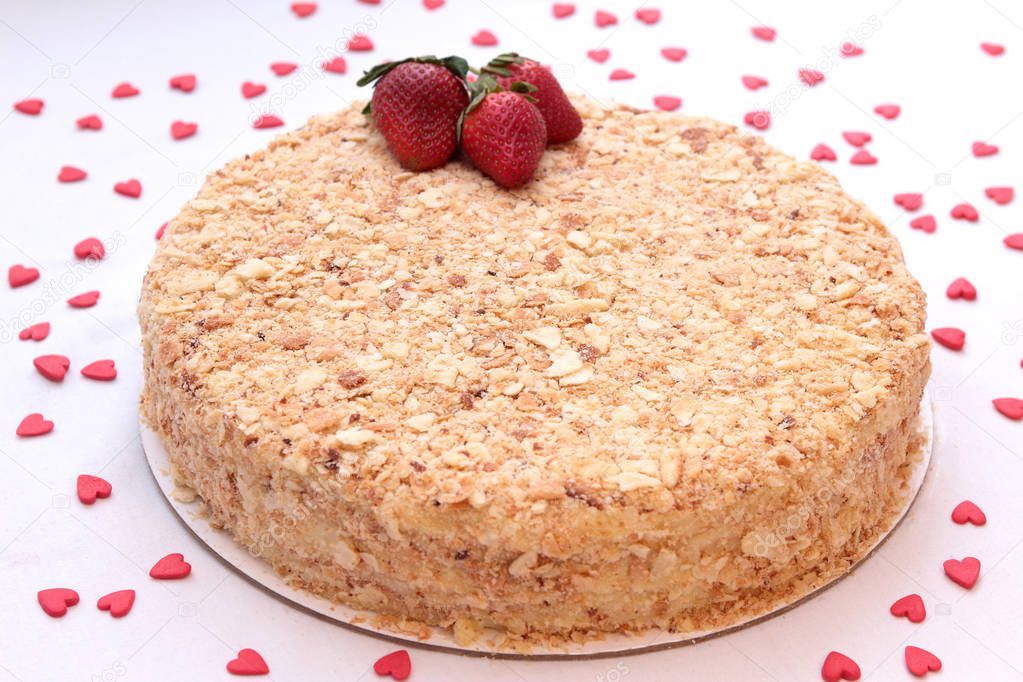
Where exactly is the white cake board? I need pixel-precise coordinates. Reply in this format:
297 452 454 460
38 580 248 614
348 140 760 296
140 393 933 659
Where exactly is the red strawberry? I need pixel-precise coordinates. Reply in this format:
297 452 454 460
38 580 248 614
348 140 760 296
481 53 582 144
357 56 470 171
459 79 547 189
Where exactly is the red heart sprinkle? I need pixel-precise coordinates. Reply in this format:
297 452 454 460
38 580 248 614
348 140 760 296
849 149 877 165
114 179 142 198
373 650 411 680
156 222 168 239
253 114 284 129
470 29 498 46
169 73 197 92
17 413 54 437
894 193 923 211
972 141 998 157
111 82 139 98
981 42 1005 56
74 237 105 260
946 277 976 300
9 264 40 288
842 131 872 147
890 594 926 623
742 75 768 90
150 553 191 579
799 68 825 86
270 62 298 76
76 114 103 130
97 589 135 617
931 327 965 351
348 34 373 51
744 110 770 130
909 214 936 233
661 47 687 62
943 556 980 588
227 648 269 676
15 98 44 115
811 144 836 161
609 69 635 81
552 3 575 19
950 203 978 221
322 57 347 74
874 103 900 119
170 120 198 140
290 2 316 17
587 49 610 63
595 10 617 27
653 96 681 111
241 81 266 99
905 646 942 677
984 186 1013 205
951 500 986 525
993 397 1023 420
81 359 117 381
635 8 661 24
840 42 864 57
423 0 444 9
58 165 87 183
751 25 776 41
1005 233 1023 250
37 588 79 617
821 651 861 681
68 291 100 308
19 322 50 342
77 474 112 504
33 354 70 382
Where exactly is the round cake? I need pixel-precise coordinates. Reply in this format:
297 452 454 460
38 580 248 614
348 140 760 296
139 98 930 645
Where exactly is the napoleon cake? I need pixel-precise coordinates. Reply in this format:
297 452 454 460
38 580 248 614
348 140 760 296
139 97 930 645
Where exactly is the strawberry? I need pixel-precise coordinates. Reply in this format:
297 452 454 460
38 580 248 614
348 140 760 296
481 53 582 144
357 56 470 171
459 77 547 188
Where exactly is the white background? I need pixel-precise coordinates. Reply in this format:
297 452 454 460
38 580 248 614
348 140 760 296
1 1 1022 680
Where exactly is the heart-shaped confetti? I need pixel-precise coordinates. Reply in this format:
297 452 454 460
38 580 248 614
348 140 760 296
950 203 978 221
821 651 860 681
322 57 347 74
253 114 284 129
37 588 79 617
842 131 872 147
15 98 44 115
635 8 661 25
348 34 373 51
587 49 610 63
270 62 298 76
169 73 197 92
661 47 687 62
811 144 837 162
58 166 87 183
150 553 192 579
241 81 266 99
552 3 575 19
73 237 105 260
984 186 1013 205
97 589 135 617
909 215 936 233
470 30 498 46
890 594 926 623
972 141 998 157
874 103 900 120
980 42 1005 56
799 68 824 86
946 277 976 300
77 474 113 504
155 222 167 240
373 650 411 680
742 75 768 90
841 42 864 57
993 397 1023 420
894 193 923 211
849 149 876 165
114 179 142 198
744 110 770 130
595 10 617 27
931 327 965 350
951 500 986 525
17 413 54 437
111 82 139 98
33 354 70 382
1005 234 1023 250
422 0 444 9
653 95 681 111
905 646 942 677
19 322 50 342
9 264 40 288
290 2 316 18
751 26 775 41
227 648 269 676
170 121 198 140
943 556 980 588
609 69 634 81
68 291 100 308
76 114 103 130
81 359 117 381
